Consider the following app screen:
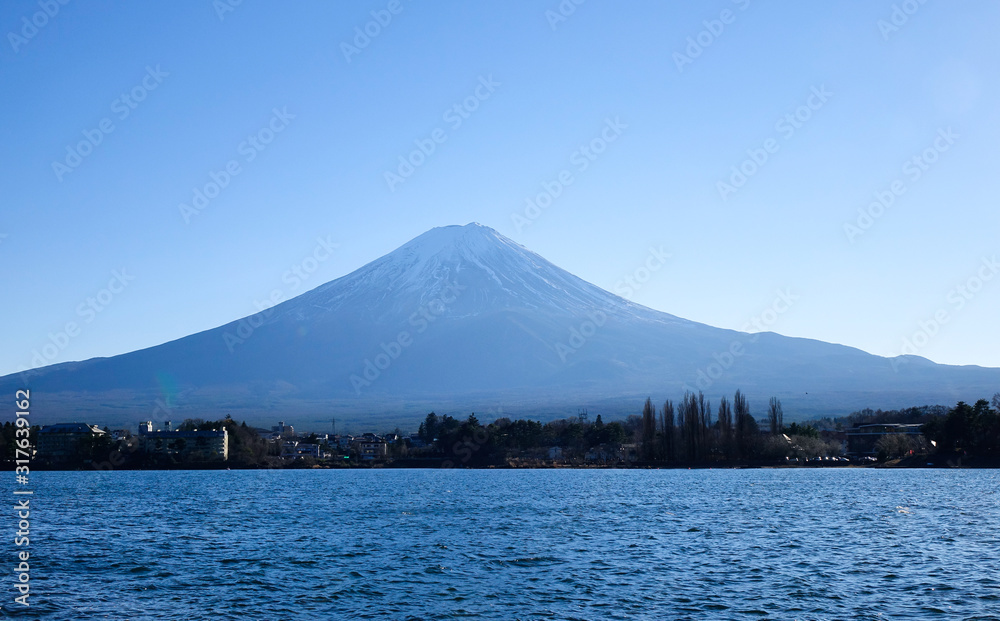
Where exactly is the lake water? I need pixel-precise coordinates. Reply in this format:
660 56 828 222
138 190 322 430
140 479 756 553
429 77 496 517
5 468 999 620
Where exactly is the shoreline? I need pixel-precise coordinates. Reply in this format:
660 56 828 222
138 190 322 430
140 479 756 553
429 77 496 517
22 456 997 472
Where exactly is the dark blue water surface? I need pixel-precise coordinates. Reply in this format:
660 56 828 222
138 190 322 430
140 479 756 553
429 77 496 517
3 468 999 620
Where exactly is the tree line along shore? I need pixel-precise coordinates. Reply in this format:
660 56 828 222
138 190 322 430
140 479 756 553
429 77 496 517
7 390 999 470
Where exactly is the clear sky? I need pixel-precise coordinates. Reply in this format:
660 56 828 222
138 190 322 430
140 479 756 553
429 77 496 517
1 0 998 376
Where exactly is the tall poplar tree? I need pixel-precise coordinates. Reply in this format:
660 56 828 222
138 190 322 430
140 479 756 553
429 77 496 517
660 399 675 463
767 397 784 436
641 397 657 460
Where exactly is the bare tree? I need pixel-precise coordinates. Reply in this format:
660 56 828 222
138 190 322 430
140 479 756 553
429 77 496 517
641 397 657 460
660 400 675 463
679 392 710 462
734 389 757 460
718 397 733 460
767 397 784 436
698 392 711 459
875 434 913 460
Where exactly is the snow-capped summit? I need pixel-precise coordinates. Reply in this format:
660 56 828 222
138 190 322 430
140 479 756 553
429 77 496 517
275 223 671 324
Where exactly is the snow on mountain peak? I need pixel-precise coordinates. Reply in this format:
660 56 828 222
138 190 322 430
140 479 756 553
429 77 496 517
279 223 674 325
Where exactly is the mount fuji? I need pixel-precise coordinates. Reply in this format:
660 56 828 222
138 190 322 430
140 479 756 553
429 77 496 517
4 223 998 429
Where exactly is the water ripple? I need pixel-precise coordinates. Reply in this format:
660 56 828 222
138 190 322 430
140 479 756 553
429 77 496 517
3 469 998 619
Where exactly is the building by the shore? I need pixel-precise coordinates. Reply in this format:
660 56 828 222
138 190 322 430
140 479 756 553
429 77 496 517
357 434 388 460
138 421 229 461
281 441 321 459
37 423 107 462
846 423 923 456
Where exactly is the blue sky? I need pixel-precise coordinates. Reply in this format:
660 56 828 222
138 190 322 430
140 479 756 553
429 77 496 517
1 0 998 376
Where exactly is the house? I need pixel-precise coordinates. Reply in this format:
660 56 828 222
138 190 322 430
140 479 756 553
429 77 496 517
585 444 616 463
548 446 563 460
138 421 228 461
296 443 321 458
358 440 388 460
281 442 321 459
620 443 639 462
846 424 924 456
257 428 282 442
353 433 387 460
37 423 107 461
584 443 637 463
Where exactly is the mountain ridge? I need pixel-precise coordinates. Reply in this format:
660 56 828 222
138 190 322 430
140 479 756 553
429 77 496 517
3 223 998 429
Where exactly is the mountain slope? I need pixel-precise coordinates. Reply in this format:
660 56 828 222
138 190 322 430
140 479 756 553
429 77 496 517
4 223 998 428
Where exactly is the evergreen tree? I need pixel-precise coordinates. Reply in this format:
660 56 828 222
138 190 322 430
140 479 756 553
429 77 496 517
418 412 439 444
